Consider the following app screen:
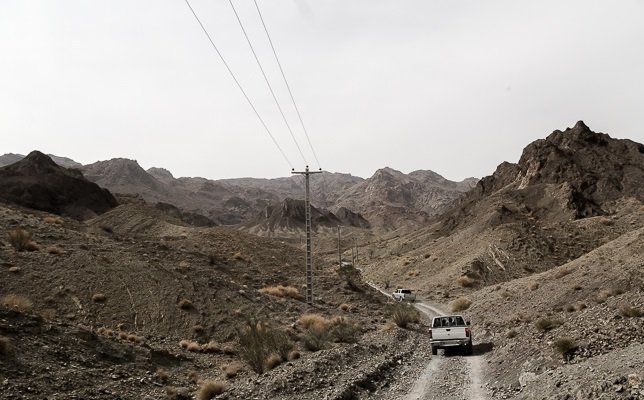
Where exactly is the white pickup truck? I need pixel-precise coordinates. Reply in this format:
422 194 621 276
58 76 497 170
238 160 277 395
429 315 473 355
391 288 416 302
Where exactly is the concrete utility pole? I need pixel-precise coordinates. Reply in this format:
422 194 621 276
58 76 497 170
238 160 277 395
337 226 342 266
292 166 322 305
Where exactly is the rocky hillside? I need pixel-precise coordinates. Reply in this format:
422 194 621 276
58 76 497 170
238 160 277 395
0 151 117 220
335 167 477 230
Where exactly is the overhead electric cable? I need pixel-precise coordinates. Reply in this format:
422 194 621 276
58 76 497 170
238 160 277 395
253 0 322 170
228 0 307 166
182 0 293 169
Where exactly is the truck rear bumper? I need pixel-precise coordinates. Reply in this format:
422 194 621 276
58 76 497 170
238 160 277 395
431 339 471 347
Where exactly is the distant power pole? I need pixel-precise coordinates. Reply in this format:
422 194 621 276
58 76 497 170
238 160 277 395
337 226 342 266
292 166 322 305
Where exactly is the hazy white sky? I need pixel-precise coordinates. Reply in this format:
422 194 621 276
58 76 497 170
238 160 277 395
1 1 643 181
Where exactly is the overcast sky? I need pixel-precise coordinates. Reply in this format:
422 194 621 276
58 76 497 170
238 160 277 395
1 1 643 181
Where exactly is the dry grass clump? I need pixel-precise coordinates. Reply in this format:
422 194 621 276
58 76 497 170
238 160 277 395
595 288 624 304
530 282 540 291
297 314 329 330
575 303 587 311
457 275 477 288
301 323 331 352
8 267 21 273
43 215 64 225
287 350 300 360
222 362 243 379
565 304 576 313
203 340 220 353
156 367 170 383
187 369 200 384
388 302 420 328
329 316 360 343
339 303 351 311
407 269 420 277
178 299 193 310
265 353 282 371
506 329 518 339
619 304 642 318
46 245 62 255
0 336 10 356
232 252 245 261
237 317 294 373
599 216 614 226
126 333 144 343
534 317 563 332
1 294 33 312
380 321 397 331
554 268 573 279
553 336 577 360
118 332 128 340
258 285 300 299
92 293 107 303
450 297 472 312
196 380 226 400
192 325 204 335
180 341 200 352
8 228 39 252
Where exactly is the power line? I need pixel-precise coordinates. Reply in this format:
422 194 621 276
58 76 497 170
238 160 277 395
253 0 322 170
182 0 293 169
228 0 307 166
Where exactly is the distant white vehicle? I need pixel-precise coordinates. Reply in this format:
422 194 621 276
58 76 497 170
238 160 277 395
429 315 473 355
391 288 416 302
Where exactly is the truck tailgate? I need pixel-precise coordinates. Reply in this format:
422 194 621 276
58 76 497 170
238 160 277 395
432 327 467 341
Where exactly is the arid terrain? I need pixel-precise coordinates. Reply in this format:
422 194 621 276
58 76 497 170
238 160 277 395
1 122 643 400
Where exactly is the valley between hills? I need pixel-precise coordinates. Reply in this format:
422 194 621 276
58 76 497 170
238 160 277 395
1 121 642 400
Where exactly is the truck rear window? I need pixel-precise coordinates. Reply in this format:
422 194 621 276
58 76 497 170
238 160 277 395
433 316 465 327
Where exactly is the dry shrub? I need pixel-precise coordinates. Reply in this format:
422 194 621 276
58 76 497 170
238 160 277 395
237 317 292 373
203 340 220 353
187 369 200 384
1 294 33 312
46 245 62 255
258 285 300 299
192 325 204 335
0 336 10 355
301 323 331 352
389 302 420 329
178 299 193 310
44 216 64 225
595 289 614 304
265 353 282 370
8 228 36 251
222 362 243 379
457 275 476 288
506 329 518 339
450 297 472 312
599 217 614 226
196 380 226 400
380 322 397 331
127 333 144 344
553 336 577 360
297 314 329 330
40 308 56 320
565 304 576 313
339 303 351 311
118 332 128 340
186 341 201 352
179 339 191 349
8 267 21 273
575 303 587 311
156 367 170 383
232 252 245 261
92 293 107 303
534 317 563 332
530 282 539 291
329 316 360 343
222 344 236 355
287 350 300 360
619 304 643 318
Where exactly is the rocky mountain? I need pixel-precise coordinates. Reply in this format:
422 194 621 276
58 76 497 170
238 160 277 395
335 167 477 230
0 152 474 231
0 151 117 219
0 152 82 169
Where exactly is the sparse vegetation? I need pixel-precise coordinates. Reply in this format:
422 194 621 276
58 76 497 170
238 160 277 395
553 336 577 360
530 282 539 291
203 340 220 353
196 380 226 400
237 316 293 373
506 329 518 339
457 275 476 287
222 362 243 379
301 323 331 352
0 336 10 356
92 293 107 303
126 333 144 343
534 317 563 332
450 297 472 312
232 252 245 261
192 325 204 335
339 303 351 311
297 313 329 330
155 367 170 383
554 268 573 278
46 245 62 254
265 353 282 370
329 316 360 343
7 228 38 251
389 302 421 328
178 299 193 310
1 294 33 312
258 285 300 299
618 304 642 317
43 215 64 225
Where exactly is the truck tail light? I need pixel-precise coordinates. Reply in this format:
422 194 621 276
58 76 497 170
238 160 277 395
465 327 470 337
428 328 432 339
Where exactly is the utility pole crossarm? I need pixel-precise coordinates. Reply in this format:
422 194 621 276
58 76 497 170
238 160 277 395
292 166 322 305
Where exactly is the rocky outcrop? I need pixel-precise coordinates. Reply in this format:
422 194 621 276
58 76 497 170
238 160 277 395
0 151 117 219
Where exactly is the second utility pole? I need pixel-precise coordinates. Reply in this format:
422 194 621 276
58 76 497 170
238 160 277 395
292 166 322 305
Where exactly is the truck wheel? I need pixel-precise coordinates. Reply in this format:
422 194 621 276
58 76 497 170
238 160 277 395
465 342 473 355
431 345 437 356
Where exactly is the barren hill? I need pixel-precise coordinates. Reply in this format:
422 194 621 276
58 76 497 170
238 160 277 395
0 151 117 219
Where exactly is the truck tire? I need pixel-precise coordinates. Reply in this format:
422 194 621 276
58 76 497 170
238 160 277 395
431 345 437 356
464 341 473 355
